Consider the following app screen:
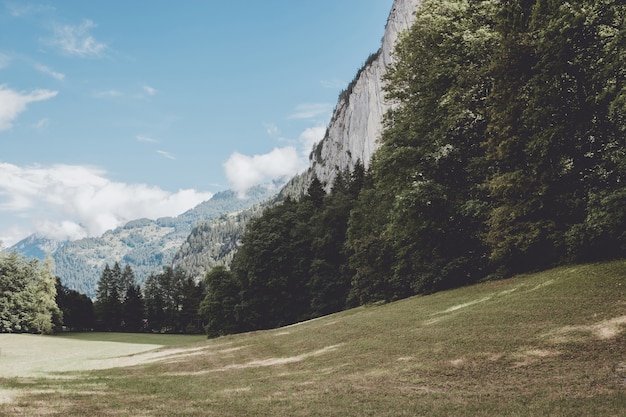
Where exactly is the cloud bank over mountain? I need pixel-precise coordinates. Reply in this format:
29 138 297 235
0 163 212 245
223 126 326 197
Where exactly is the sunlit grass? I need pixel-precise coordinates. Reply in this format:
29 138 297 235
1 261 625 416
56 331 207 346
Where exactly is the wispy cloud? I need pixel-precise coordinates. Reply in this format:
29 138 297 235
93 89 123 98
263 122 280 138
5 2 54 17
143 85 157 96
136 135 158 143
95 85 157 100
33 118 50 130
0 163 213 242
288 103 334 120
47 19 107 57
0 53 11 69
34 63 65 80
157 150 175 160
0 84 58 131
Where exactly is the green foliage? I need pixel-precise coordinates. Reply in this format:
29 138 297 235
199 165 367 336
356 0 626 287
199 266 240 337
143 266 203 333
0 252 61 334
55 277 95 331
234 198 313 330
94 262 148 332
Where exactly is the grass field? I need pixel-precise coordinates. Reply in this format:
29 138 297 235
1 261 625 416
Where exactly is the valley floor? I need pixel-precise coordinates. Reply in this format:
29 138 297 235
1 261 625 416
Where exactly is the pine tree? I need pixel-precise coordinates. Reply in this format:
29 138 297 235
94 264 122 330
122 284 144 332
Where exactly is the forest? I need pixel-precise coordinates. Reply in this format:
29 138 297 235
1 0 625 336
194 0 626 336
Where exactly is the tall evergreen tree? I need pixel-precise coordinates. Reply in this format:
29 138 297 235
121 284 144 332
144 272 165 332
55 277 95 331
199 266 241 337
233 198 312 330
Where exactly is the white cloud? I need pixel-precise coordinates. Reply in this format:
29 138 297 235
34 63 65 80
48 19 107 57
136 135 158 143
223 126 326 196
0 53 11 69
1 225 27 248
288 103 334 120
157 150 176 160
143 85 157 96
224 147 303 197
0 163 213 242
0 84 58 131
298 126 326 157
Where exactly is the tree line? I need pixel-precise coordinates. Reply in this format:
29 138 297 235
92 262 204 333
196 0 626 336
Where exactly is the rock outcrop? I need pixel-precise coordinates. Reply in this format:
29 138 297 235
292 0 422 193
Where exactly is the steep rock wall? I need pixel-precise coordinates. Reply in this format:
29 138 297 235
309 0 421 191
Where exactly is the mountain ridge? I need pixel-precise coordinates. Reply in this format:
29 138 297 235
9 185 278 297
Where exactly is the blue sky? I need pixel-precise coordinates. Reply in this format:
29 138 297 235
0 0 394 246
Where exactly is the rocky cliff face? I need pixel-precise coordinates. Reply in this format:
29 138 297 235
306 0 421 191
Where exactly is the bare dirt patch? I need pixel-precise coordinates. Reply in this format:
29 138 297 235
546 315 626 343
170 344 345 376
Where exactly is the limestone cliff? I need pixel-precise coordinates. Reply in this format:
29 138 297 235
285 0 421 195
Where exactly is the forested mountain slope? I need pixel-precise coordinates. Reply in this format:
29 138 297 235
10 186 277 297
171 197 277 281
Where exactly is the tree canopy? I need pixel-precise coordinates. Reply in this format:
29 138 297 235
0 252 62 334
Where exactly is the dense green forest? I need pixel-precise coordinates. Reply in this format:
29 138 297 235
196 0 626 336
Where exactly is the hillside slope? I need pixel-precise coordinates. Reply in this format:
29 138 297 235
171 197 276 280
3 261 625 416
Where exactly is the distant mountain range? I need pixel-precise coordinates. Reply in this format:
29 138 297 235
8 185 278 297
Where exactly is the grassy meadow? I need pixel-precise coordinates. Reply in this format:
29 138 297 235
1 261 625 416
